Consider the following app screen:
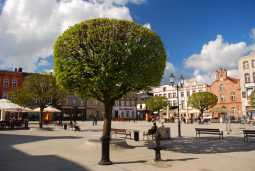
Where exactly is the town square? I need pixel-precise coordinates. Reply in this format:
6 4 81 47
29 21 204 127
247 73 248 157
0 0 255 171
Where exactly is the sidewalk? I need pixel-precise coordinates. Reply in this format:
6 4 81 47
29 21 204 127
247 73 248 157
0 121 255 171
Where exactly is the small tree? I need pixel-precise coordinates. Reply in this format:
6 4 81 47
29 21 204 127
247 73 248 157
146 96 168 115
54 18 166 164
9 74 67 128
9 86 32 107
249 90 255 107
188 92 217 117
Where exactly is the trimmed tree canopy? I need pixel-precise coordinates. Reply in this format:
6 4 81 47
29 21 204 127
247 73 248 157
146 96 168 114
188 92 218 116
54 18 166 164
54 18 166 102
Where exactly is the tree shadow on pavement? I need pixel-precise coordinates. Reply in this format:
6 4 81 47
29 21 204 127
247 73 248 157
145 136 255 154
0 134 88 171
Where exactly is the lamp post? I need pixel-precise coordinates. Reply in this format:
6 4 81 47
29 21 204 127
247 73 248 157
169 73 184 138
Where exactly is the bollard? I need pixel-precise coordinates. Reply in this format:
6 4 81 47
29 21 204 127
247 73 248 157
148 130 167 161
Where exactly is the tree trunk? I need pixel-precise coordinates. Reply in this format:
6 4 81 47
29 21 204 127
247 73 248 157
200 109 204 118
39 107 44 128
99 99 114 165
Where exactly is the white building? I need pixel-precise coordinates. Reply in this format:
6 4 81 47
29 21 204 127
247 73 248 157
238 52 255 119
152 79 208 119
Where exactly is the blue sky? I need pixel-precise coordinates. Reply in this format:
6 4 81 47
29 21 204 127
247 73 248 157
0 0 254 84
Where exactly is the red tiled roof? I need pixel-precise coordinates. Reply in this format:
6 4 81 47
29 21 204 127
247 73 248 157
227 77 238 83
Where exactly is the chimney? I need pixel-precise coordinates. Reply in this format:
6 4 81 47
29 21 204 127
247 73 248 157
215 70 219 81
18 68 23 72
14 68 17 72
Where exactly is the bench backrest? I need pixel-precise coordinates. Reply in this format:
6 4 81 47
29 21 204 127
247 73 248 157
111 128 126 132
243 130 255 134
196 128 220 132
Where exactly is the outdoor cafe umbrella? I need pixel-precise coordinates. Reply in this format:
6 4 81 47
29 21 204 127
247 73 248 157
0 99 25 121
33 106 61 113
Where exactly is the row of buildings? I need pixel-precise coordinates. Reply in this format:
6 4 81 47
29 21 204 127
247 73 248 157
153 52 255 121
0 52 254 121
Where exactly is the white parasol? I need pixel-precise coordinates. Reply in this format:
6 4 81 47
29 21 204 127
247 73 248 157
33 106 61 113
0 99 25 121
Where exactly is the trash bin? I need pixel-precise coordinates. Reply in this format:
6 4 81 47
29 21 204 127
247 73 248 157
64 124 67 130
133 130 139 141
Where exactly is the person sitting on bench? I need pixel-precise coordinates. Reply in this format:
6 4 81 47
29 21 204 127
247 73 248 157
74 121 80 131
148 122 158 135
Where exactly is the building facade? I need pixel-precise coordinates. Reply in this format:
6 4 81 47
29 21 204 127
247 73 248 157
238 52 255 119
112 93 137 120
152 79 208 120
136 92 153 119
0 68 24 99
208 69 242 122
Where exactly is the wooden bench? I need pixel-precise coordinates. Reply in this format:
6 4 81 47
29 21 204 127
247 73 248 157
111 128 131 139
195 128 223 140
243 130 255 142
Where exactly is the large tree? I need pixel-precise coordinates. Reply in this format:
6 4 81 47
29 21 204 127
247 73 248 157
188 92 218 117
9 74 66 128
54 18 166 165
146 96 168 115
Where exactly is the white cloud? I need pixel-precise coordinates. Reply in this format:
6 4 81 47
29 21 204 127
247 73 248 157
37 59 49 67
0 0 144 72
161 62 176 85
250 28 255 40
185 35 248 73
143 22 151 30
184 34 255 84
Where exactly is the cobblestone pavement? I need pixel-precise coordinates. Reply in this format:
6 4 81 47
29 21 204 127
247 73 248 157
1 121 255 171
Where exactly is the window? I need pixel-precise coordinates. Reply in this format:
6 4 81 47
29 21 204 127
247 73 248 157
252 60 255 68
2 92 8 99
192 90 196 94
131 101 135 106
245 73 250 83
126 101 130 107
187 91 190 97
173 100 177 106
80 100 84 106
181 100 185 109
220 93 225 101
253 72 255 82
163 93 166 98
3 79 9 87
121 101 125 106
231 92 236 101
242 91 246 98
173 92 176 98
126 111 129 118
159 94 162 97
168 93 171 98
140 104 142 109
232 107 237 114
180 92 184 97
243 61 249 69
163 87 166 91
115 101 119 106
220 84 224 91
169 101 172 106
12 80 17 87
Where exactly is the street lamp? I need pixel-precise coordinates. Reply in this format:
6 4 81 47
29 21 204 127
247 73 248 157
169 73 184 138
